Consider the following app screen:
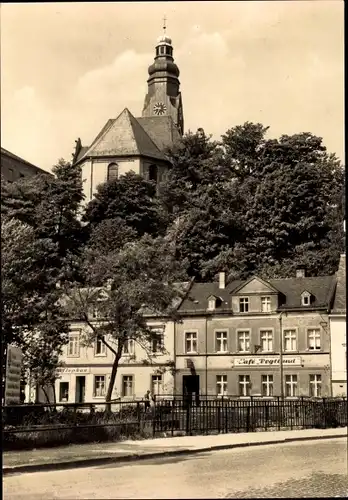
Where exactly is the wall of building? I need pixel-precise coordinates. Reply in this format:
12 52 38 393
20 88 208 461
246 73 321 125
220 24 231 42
1 148 52 182
53 319 175 403
329 316 347 396
175 311 331 397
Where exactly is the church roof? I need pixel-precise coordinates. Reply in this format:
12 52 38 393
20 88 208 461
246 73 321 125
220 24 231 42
136 116 181 151
76 108 166 163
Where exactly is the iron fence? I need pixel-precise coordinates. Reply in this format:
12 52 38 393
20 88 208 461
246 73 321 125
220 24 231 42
2 396 347 450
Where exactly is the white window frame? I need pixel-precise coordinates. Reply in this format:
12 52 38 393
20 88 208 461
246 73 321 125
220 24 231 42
151 331 164 354
239 297 249 313
59 381 69 402
307 328 321 351
67 331 80 357
122 375 134 397
237 329 251 353
94 336 107 357
216 375 228 397
260 329 273 352
261 296 271 312
283 329 297 352
185 331 198 354
208 298 216 310
238 375 251 396
285 374 298 397
94 375 106 398
215 330 228 353
261 374 274 397
301 292 311 306
309 374 322 397
123 339 135 356
151 374 163 395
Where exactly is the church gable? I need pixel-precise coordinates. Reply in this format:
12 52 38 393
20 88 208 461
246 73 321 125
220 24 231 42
232 277 279 296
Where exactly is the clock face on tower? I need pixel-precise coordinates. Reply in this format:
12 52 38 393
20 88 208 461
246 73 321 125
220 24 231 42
153 102 167 115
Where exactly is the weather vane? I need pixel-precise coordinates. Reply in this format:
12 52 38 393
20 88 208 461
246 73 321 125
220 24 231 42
163 15 167 34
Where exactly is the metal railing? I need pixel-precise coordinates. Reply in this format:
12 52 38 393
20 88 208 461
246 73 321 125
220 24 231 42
3 396 347 450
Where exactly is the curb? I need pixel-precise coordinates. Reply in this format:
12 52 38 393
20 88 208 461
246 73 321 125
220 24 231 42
3 432 346 476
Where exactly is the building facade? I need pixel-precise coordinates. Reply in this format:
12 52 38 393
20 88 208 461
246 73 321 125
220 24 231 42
1 147 52 183
72 30 183 204
329 254 346 396
175 271 335 398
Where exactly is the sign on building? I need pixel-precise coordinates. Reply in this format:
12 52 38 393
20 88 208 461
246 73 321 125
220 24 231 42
232 356 302 367
56 367 91 375
5 345 23 405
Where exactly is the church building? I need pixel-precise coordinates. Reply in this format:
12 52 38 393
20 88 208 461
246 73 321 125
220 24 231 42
72 27 184 204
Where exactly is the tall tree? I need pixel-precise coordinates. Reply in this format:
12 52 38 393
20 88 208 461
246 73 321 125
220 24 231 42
64 235 188 404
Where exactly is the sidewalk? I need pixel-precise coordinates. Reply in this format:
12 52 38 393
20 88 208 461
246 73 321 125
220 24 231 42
3 427 347 475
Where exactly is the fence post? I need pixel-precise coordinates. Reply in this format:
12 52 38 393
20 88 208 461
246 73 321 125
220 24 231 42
217 405 221 434
246 405 250 433
171 399 175 437
152 403 156 438
185 403 191 435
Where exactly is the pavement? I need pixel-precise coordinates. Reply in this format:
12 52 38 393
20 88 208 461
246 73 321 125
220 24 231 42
4 438 348 499
3 426 347 475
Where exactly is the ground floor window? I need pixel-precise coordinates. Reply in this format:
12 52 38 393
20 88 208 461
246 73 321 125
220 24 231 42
151 374 163 395
122 375 134 397
94 375 106 397
216 375 228 397
238 375 251 396
285 374 298 397
59 382 69 402
309 374 322 397
261 374 274 396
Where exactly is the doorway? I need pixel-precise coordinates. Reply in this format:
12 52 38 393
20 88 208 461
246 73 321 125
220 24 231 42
183 374 200 406
75 376 85 403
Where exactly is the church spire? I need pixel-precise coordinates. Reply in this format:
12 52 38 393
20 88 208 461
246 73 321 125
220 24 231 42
142 20 184 134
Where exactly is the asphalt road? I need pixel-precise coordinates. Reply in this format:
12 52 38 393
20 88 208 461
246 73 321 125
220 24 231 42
4 438 348 499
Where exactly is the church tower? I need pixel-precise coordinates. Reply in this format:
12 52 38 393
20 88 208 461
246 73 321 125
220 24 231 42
142 21 184 135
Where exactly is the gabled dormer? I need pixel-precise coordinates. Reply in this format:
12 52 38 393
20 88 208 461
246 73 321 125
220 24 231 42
207 295 223 311
230 276 280 314
301 290 313 307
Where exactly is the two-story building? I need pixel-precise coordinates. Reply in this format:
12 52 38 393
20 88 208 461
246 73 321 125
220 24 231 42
175 269 336 398
329 254 346 396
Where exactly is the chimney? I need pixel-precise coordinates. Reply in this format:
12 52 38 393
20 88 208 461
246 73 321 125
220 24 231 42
219 272 226 289
296 267 306 278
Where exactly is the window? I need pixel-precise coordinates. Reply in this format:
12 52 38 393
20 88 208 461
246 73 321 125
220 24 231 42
301 292 311 306
107 163 118 182
215 331 228 353
309 374 322 397
261 375 273 396
19 172 25 178
284 330 297 352
208 298 216 310
159 46 165 55
149 164 158 183
185 332 197 354
151 332 163 354
59 382 69 402
123 339 135 355
122 375 134 397
260 330 273 352
308 329 321 350
261 297 271 312
95 337 106 356
94 375 106 397
239 375 251 396
239 297 249 313
67 332 80 357
91 306 99 319
8 168 14 182
151 375 163 395
285 374 298 397
237 331 250 352
216 375 228 397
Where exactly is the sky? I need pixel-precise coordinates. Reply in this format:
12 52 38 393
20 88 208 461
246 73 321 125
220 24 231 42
1 1 344 172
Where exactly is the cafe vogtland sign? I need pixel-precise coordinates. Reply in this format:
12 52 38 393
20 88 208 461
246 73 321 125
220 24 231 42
5 345 23 405
232 356 302 367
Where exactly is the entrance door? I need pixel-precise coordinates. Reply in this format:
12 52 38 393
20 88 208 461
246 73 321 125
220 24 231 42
183 375 200 405
75 376 86 403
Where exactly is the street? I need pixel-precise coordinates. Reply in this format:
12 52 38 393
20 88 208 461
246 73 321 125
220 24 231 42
4 438 348 499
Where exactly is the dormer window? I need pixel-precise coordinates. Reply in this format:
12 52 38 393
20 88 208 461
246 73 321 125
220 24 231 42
208 298 216 311
239 297 249 313
301 291 312 306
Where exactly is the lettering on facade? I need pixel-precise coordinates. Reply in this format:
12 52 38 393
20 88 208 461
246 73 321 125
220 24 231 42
56 367 91 375
232 356 302 367
5 345 23 404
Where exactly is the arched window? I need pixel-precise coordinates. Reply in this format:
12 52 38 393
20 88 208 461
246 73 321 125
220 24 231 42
149 164 158 183
107 162 118 182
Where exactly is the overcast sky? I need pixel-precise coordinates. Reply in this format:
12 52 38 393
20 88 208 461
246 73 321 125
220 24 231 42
1 1 344 172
